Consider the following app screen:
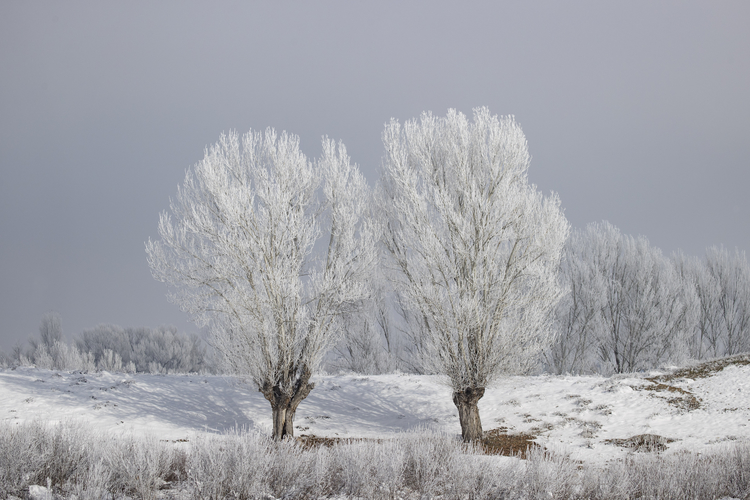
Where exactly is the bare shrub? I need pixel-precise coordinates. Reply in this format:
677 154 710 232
187 430 276 499
0 422 47 497
105 435 178 500
577 446 750 500
0 421 98 498
520 446 581 499
65 458 113 500
327 439 405 499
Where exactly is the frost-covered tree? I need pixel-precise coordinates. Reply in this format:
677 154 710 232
674 247 750 358
704 246 750 356
329 283 404 375
546 230 606 374
379 108 569 441
27 311 64 358
38 311 63 349
673 251 721 359
147 129 377 439
21 313 97 371
573 222 697 373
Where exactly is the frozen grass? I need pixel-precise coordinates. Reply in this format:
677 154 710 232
3 421 750 499
0 421 186 500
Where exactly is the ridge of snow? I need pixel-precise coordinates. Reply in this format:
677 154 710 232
2 363 748 463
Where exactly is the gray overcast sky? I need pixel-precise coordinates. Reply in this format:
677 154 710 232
1 1 748 351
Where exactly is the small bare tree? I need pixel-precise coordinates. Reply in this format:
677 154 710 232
673 250 721 359
573 222 698 373
38 311 63 349
379 108 569 441
705 246 750 356
147 129 377 439
29 311 63 355
546 231 606 374
329 265 411 375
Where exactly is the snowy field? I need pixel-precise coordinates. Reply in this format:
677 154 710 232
2 355 749 465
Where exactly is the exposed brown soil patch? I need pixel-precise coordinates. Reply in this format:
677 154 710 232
641 379 702 411
633 354 750 412
295 434 378 449
296 429 539 459
653 354 750 384
481 428 539 458
605 433 675 452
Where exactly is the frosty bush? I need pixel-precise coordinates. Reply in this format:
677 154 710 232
0 350 10 368
3 420 750 499
10 313 207 374
0 421 185 499
105 435 182 500
188 428 510 499
97 348 123 372
15 312 95 371
187 429 282 499
76 324 210 374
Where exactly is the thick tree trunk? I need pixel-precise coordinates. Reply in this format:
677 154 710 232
261 369 315 440
270 394 291 440
452 387 485 442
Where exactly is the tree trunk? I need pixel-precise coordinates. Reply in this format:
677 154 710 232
452 387 485 442
261 369 315 440
270 393 291 440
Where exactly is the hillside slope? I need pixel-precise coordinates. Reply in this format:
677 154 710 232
2 355 749 463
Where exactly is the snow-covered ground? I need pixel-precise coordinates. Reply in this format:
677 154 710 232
2 359 749 464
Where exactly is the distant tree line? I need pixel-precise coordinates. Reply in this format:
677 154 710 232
1 312 212 374
544 222 750 375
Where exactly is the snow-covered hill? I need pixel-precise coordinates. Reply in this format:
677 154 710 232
2 356 749 464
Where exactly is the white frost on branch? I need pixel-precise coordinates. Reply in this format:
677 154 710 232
379 107 570 391
146 129 378 399
555 222 699 374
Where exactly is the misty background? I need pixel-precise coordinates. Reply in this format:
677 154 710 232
1 1 748 351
